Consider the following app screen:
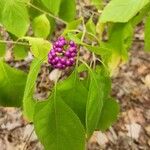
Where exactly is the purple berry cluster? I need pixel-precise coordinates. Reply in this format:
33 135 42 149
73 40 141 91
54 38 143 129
48 37 77 69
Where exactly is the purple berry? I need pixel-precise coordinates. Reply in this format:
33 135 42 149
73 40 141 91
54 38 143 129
60 58 66 64
56 63 62 69
70 41 75 46
58 41 64 47
65 51 71 57
48 36 77 69
54 57 60 62
55 41 59 47
51 59 57 65
58 37 65 41
56 47 62 52
66 60 72 66
69 47 76 53
71 52 76 57
69 57 75 63
51 52 56 57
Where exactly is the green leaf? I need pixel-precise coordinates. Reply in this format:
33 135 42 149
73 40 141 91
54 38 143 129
144 16 150 51
67 33 109 56
0 60 27 106
32 14 50 38
23 37 51 60
86 68 104 138
67 33 84 45
0 43 5 57
86 17 96 35
59 0 76 22
100 0 150 23
34 94 85 150
13 44 28 60
57 72 88 126
97 98 120 131
0 35 6 57
131 3 150 27
103 23 133 75
1 0 29 37
63 18 82 34
90 0 102 8
0 0 5 22
23 58 43 121
41 0 62 15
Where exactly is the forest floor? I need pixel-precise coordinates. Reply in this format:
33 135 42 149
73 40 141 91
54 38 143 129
0 31 150 149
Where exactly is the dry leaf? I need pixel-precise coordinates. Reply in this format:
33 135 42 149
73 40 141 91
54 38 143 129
126 123 141 140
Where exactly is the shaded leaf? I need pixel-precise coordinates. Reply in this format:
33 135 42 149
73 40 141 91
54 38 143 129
97 98 120 131
57 72 88 126
59 0 76 22
0 60 27 106
86 68 103 138
34 94 85 150
23 58 43 121
13 44 28 60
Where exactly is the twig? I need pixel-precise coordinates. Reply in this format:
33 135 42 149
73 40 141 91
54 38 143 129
27 2 68 25
0 40 29 46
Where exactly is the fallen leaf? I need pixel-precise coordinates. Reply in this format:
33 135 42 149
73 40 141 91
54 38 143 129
126 123 141 140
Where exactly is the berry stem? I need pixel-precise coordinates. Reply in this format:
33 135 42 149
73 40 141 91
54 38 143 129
81 17 86 42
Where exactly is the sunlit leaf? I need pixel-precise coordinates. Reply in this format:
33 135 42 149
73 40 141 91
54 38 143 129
1 0 29 37
100 0 149 23
32 14 50 38
23 37 51 60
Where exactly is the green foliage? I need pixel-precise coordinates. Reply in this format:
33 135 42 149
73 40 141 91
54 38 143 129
0 0 5 22
41 0 62 15
102 23 133 74
90 0 102 9
144 16 150 51
100 0 150 23
32 14 50 38
23 37 51 60
1 0 29 37
0 35 6 57
13 44 28 60
86 17 96 35
0 60 27 106
0 0 150 149
57 71 88 126
34 94 85 150
97 98 120 131
59 0 76 22
63 18 82 34
86 67 111 137
23 58 43 121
